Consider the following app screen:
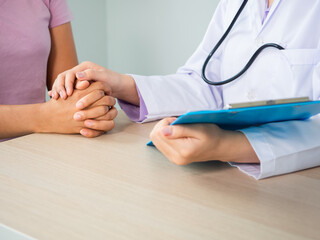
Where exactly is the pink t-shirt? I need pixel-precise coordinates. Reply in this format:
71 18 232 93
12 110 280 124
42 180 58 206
0 0 73 105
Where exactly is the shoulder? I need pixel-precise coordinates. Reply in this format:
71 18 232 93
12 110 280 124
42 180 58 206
41 0 70 11
41 0 73 29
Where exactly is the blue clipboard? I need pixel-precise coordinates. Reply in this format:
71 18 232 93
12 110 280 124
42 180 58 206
147 100 320 146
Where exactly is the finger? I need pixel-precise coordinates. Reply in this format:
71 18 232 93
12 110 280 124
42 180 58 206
151 125 195 166
150 125 183 164
80 128 105 138
53 74 67 99
76 89 105 110
84 120 115 131
86 96 116 109
161 123 207 139
151 117 177 135
89 81 111 95
51 90 59 100
74 105 109 121
48 90 52 97
75 80 90 90
150 118 177 149
95 107 118 121
153 117 177 129
76 69 109 85
65 72 76 96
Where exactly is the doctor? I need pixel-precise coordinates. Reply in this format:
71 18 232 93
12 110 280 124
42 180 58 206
50 0 320 179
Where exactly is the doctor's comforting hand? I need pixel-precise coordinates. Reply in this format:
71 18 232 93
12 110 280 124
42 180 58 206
150 118 260 165
48 61 140 106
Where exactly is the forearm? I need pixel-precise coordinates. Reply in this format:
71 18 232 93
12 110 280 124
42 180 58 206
0 104 43 139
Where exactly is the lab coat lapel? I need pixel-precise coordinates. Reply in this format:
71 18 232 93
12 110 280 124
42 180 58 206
249 0 282 35
260 0 282 32
249 0 265 35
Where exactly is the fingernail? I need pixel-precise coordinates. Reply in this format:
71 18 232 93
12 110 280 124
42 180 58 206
74 113 82 120
66 87 71 95
76 72 85 78
80 129 87 135
76 101 84 109
162 126 172 136
59 91 64 99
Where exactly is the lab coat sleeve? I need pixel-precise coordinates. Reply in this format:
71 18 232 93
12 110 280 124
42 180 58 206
231 116 320 179
231 63 320 179
118 0 230 122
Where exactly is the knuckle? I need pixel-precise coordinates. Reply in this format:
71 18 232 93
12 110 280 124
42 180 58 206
103 105 109 113
81 61 91 66
179 148 193 161
173 158 189 166
99 90 105 97
85 69 93 78
84 129 99 138
57 73 65 81
85 131 95 138
79 111 86 119
172 155 189 166
107 121 115 131
109 97 116 106
95 81 104 89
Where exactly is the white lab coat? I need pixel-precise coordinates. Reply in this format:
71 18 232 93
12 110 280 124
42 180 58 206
121 0 320 179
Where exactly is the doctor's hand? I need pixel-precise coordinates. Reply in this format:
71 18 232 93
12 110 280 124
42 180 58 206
48 61 139 106
150 118 260 165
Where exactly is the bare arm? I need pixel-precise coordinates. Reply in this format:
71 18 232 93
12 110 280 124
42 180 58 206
0 104 44 139
47 22 78 92
0 82 116 139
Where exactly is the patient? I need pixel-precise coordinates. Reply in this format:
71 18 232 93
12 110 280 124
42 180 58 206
0 0 117 140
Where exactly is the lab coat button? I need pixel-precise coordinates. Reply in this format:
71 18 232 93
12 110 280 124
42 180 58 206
247 90 256 100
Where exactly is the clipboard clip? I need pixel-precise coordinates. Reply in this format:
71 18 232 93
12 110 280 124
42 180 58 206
225 97 310 109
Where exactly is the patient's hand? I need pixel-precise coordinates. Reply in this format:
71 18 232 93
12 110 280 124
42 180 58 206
39 82 117 137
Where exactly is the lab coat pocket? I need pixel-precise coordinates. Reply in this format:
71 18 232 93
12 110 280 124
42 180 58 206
280 49 320 99
281 49 320 65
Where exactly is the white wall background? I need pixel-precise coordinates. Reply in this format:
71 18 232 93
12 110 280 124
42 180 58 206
67 0 219 75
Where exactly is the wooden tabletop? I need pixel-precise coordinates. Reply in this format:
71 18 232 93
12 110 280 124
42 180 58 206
0 111 319 240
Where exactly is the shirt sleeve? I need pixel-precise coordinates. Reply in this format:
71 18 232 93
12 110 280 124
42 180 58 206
47 0 73 28
118 87 149 122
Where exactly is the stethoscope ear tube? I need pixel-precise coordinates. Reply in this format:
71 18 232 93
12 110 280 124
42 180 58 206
201 0 284 86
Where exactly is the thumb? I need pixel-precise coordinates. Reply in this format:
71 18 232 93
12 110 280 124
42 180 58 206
76 69 108 83
162 125 198 139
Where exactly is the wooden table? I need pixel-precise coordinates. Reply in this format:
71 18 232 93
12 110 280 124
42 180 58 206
0 111 319 240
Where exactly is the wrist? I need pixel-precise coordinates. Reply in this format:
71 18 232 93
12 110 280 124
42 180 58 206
218 130 259 163
114 74 139 106
32 102 52 133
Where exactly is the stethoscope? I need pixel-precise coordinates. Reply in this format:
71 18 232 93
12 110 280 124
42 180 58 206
202 0 285 86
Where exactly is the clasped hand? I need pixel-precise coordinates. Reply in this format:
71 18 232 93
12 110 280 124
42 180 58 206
46 80 117 138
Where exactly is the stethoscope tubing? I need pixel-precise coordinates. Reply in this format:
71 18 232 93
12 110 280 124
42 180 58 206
201 0 284 86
